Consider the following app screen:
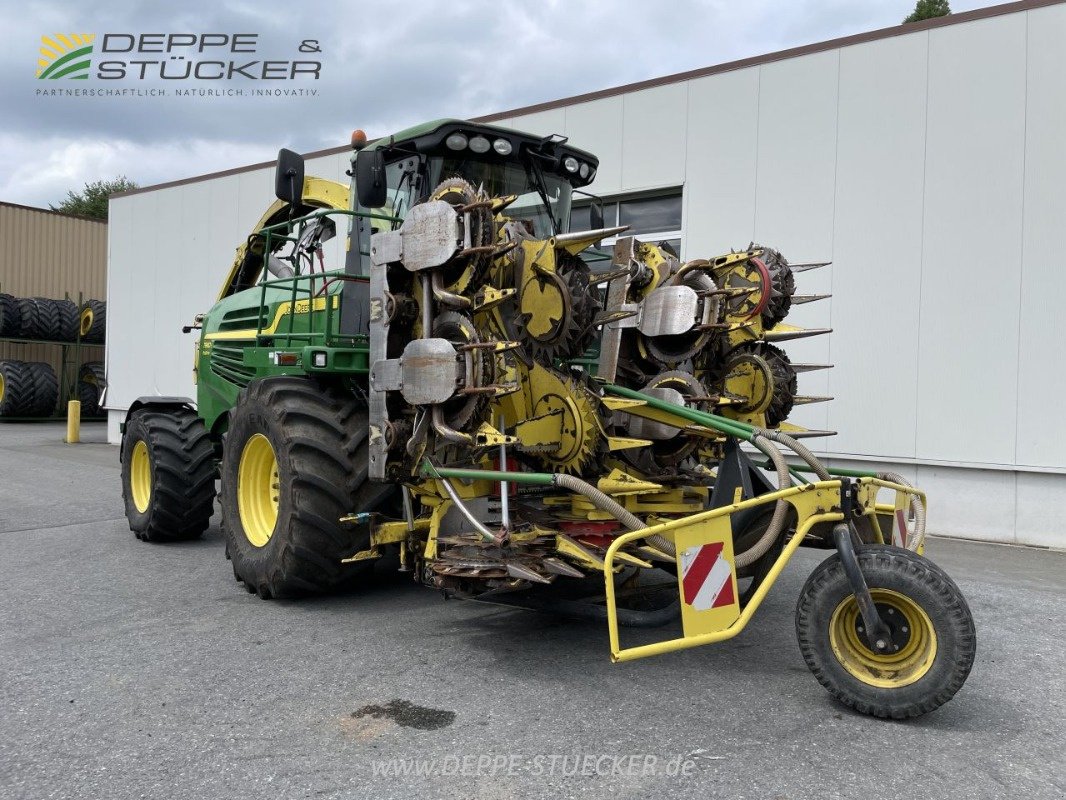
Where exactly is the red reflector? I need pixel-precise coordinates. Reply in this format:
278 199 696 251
275 352 299 366
560 521 621 539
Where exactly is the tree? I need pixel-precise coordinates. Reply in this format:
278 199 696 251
904 0 950 23
50 177 138 220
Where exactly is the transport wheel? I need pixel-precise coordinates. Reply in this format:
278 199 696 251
24 362 58 416
220 376 399 599
0 360 32 416
795 546 976 718
120 408 217 542
80 299 106 343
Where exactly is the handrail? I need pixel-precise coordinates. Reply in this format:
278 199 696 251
250 207 398 348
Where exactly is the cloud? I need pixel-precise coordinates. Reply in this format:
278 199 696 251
0 134 277 207
3 0 991 207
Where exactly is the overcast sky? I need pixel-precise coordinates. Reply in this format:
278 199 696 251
2 0 992 208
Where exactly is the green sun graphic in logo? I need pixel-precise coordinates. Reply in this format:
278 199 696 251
37 34 95 80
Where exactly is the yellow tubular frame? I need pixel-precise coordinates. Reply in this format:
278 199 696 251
602 478 926 663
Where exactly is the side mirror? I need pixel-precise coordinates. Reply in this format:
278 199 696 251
590 201 604 232
275 148 305 205
355 149 387 208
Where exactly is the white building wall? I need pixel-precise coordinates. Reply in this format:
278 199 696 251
106 4 1066 548
498 4 1066 549
105 151 348 439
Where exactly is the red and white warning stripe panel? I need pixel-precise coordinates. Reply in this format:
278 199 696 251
680 541 735 611
893 508 908 549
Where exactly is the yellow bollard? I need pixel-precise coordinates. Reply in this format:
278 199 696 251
66 400 81 444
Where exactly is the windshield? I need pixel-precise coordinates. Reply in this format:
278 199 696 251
375 156 421 234
374 154 573 239
430 157 571 238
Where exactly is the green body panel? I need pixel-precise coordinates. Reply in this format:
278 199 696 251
195 275 368 433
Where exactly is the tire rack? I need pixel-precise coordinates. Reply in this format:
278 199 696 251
0 291 105 422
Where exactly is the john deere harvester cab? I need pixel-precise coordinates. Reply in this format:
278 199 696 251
120 118 975 720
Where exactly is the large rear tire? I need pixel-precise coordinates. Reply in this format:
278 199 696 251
0 360 32 416
796 546 976 718
0 294 18 337
80 299 106 343
56 299 80 342
220 376 398 599
24 362 58 417
77 361 106 416
17 298 39 339
30 299 62 341
120 408 217 542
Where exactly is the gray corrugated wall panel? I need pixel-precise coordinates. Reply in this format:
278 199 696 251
0 204 107 394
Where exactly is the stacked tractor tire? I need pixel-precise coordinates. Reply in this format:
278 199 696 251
0 292 106 418
0 293 105 343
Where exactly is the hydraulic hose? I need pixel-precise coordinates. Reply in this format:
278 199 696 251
423 460 497 543
435 473 497 543
552 473 646 533
757 428 831 481
760 429 926 551
599 385 796 566
548 473 690 571
736 434 792 569
553 437 791 569
877 470 927 551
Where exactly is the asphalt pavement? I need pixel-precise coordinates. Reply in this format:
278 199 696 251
1 422 1063 799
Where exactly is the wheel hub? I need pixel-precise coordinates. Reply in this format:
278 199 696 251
237 433 280 547
855 601 913 653
130 439 152 513
829 588 938 688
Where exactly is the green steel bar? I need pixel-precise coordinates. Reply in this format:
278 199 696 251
604 384 756 440
421 461 555 486
602 384 865 483
760 460 878 479
257 207 401 235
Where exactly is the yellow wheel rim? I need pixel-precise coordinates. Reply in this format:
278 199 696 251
130 439 152 513
80 307 93 336
237 433 279 547
829 588 937 688
0 372 5 404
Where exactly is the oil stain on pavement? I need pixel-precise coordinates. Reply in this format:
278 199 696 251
351 699 456 731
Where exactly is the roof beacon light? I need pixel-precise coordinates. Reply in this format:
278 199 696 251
351 129 368 150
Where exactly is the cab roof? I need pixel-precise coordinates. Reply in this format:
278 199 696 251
364 118 599 188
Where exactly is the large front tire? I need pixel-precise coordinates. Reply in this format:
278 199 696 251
220 376 397 599
795 546 976 718
120 408 217 541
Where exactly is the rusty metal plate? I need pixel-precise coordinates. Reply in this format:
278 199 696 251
399 337 459 405
628 386 685 440
638 284 699 337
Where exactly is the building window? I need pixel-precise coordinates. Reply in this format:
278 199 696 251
571 190 683 258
